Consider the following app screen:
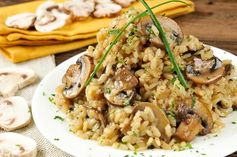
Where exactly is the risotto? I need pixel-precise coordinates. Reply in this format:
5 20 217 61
54 9 237 151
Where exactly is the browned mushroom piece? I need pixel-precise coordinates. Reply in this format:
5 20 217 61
104 67 138 106
175 114 202 142
139 15 184 49
193 101 213 135
186 57 225 84
62 55 93 99
174 100 213 141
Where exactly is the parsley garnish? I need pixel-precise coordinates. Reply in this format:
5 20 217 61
54 116 64 122
192 96 196 108
54 138 60 141
232 121 236 124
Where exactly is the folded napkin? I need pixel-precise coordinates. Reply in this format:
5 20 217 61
0 0 194 63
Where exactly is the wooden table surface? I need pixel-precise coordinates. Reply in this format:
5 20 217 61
1 0 237 156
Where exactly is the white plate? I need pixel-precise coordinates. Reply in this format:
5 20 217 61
32 46 237 157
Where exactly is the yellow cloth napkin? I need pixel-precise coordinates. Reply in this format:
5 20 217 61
0 0 194 63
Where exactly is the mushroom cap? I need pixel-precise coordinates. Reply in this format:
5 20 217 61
132 102 172 142
186 57 225 84
139 15 183 49
0 132 37 157
5 13 36 30
35 9 71 32
93 3 122 18
113 0 136 7
36 1 59 16
63 0 95 21
0 96 31 131
63 55 93 99
0 67 37 97
104 67 138 106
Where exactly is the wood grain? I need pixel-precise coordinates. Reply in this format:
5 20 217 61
0 1 237 156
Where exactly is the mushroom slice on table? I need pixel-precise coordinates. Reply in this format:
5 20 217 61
0 132 37 157
139 15 184 49
132 102 172 142
5 13 36 30
113 0 136 7
36 1 59 15
186 57 225 84
35 8 71 32
93 3 122 18
63 55 93 99
104 67 138 106
63 0 95 21
0 67 37 97
0 96 31 131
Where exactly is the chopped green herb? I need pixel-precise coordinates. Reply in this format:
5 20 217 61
48 96 55 104
54 138 60 141
124 99 131 106
161 155 165 157
192 96 196 108
124 155 129 157
140 153 145 156
201 153 207 156
108 29 120 35
51 93 56 96
104 87 111 94
54 116 64 122
171 77 177 85
42 92 45 96
132 131 138 137
133 151 137 155
185 143 193 149
232 121 236 124
213 134 218 137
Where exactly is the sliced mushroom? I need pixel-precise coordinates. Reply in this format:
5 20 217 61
175 114 202 142
35 8 71 32
36 1 59 16
139 15 183 49
35 1 71 32
63 0 95 21
0 132 37 157
93 3 122 18
62 55 93 99
174 100 213 141
0 97 31 131
104 67 138 106
0 67 37 97
5 13 36 30
132 102 172 142
193 101 213 135
113 0 136 7
186 57 225 84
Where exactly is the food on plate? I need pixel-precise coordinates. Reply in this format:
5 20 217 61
5 0 136 32
0 96 31 131
54 9 237 150
5 13 36 30
63 0 95 21
0 67 37 97
0 132 37 157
